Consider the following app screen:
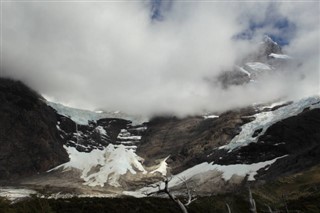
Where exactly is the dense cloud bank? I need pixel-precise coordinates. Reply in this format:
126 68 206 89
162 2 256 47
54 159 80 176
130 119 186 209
1 1 319 117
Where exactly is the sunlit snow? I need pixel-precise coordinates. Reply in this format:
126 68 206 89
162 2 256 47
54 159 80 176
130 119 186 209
203 115 219 119
269 53 291 59
49 144 147 187
151 156 170 176
124 155 286 197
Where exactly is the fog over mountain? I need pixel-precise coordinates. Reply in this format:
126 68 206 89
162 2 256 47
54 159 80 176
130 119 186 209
1 1 319 117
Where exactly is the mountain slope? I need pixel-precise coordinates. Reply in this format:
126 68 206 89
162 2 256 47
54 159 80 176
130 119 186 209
0 75 319 201
0 78 69 180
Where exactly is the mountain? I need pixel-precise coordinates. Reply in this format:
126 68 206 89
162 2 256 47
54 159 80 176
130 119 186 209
217 35 292 88
0 78 68 180
1 76 319 200
0 38 319 212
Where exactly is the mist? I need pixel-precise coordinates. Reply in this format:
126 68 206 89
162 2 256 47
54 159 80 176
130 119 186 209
1 1 319 117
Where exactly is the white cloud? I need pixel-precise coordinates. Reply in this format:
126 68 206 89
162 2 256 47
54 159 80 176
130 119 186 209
2 1 319 117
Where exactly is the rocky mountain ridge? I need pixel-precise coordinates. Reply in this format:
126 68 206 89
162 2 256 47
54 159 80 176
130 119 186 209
1 77 319 199
218 35 292 87
1 36 319 200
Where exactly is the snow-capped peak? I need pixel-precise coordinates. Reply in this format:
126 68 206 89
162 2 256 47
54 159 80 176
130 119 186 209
263 35 278 46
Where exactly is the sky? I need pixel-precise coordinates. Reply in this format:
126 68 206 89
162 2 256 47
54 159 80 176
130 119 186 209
1 0 319 117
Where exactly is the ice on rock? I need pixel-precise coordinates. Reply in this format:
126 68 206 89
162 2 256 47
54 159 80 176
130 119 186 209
47 101 147 125
49 144 147 187
221 96 320 151
125 155 286 197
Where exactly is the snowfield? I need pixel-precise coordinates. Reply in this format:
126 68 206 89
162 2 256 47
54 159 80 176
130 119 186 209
124 155 287 197
42 95 320 198
49 144 147 187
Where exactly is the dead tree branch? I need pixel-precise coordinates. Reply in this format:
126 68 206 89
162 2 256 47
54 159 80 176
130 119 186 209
178 177 197 206
249 187 257 213
145 176 197 213
226 203 232 213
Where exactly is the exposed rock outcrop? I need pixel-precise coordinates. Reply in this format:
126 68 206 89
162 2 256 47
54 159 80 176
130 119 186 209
1 77 320 197
0 78 69 180
137 107 257 174
257 108 320 179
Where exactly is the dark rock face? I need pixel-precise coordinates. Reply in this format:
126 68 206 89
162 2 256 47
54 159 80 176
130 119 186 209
137 107 257 174
54 109 146 153
138 102 320 182
256 108 320 179
217 69 250 89
258 36 282 60
0 78 69 180
245 35 282 63
56 116 132 152
0 78 146 180
207 107 320 180
1 77 319 191
215 36 283 88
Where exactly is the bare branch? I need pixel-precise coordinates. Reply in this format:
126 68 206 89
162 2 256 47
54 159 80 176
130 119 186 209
178 176 197 206
145 175 189 213
266 205 273 213
150 183 162 191
226 203 232 213
248 187 257 213
142 182 165 196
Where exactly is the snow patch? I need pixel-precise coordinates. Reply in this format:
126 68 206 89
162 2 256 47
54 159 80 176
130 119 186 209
95 126 108 137
118 135 142 140
245 62 273 71
221 96 320 151
170 156 286 185
236 66 251 77
117 129 142 141
203 115 219 119
269 53 291 59
125 155 286 197
49 144 147 187
151 156 170 176
132 127 147 131
0 188 37 201
260 100 288 110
